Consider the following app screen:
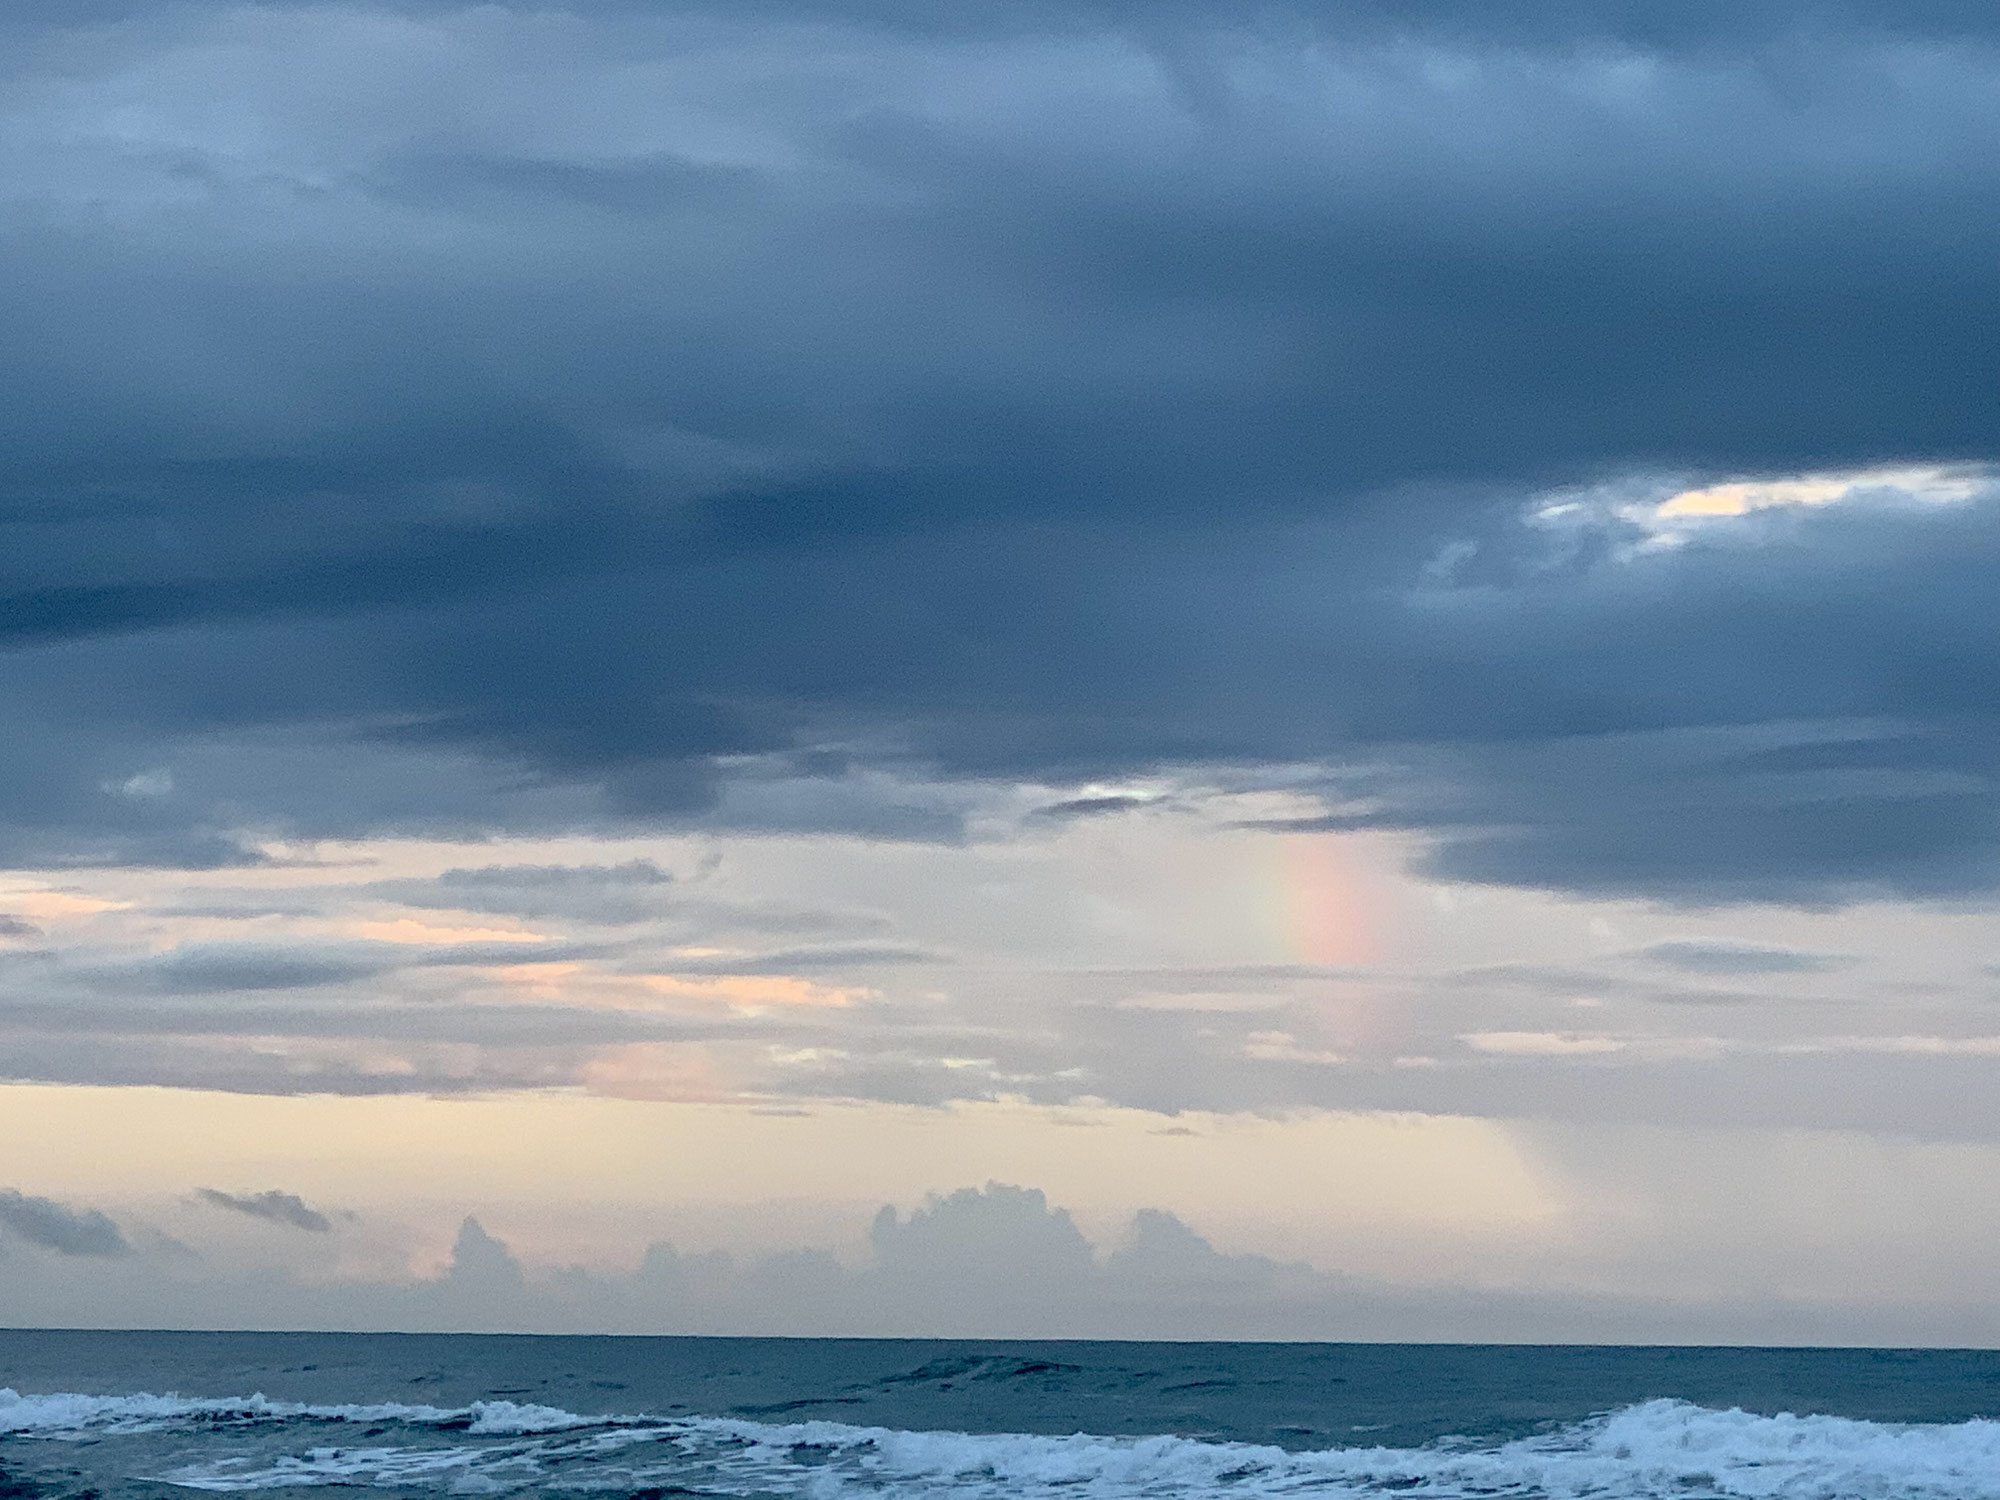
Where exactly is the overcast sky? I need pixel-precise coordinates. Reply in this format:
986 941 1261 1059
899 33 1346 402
4 0 2000 1341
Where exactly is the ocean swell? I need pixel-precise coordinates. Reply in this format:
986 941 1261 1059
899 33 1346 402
5 1390 2000 1498
0 1390 603 1437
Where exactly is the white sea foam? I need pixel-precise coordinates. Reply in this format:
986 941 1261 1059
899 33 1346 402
10 1389 2000 1498
670 1403 2000 1500
0 1388 604 1437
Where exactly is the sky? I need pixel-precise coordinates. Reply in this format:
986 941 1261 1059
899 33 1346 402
4 0 2000 1342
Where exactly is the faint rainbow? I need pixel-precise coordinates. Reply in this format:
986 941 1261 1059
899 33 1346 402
1272 833 1386 966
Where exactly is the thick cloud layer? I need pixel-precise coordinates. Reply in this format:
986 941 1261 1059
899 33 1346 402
2 0 1998 903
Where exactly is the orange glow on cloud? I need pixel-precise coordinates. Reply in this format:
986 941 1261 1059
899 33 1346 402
466 966 870 1012
1653 464 1980 519
580 1042 735 1102
0 889 129 921
480 962 586 999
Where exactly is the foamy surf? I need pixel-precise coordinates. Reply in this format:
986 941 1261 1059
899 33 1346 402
0 1389 608 1437
8 1390 2000 1499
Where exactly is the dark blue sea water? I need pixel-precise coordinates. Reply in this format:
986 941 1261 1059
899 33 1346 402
4 1331 2000 1499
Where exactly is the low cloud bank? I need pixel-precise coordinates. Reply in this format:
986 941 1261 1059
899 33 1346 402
0 1183 1990 1346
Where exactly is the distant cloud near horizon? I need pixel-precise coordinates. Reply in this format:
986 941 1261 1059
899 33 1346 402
0 1177 1989 1346
195 1189 336 1233
0 1190 130 1257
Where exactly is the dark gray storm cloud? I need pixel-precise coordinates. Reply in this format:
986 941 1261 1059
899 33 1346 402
1 0 1998 902
0 1189 131 1256
195 1188 334 1232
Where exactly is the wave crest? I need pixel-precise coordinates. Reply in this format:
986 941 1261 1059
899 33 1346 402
7 1389 2000 1498
0 1388 602 1437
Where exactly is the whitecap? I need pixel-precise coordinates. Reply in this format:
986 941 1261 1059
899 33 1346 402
13 1390 2000 1499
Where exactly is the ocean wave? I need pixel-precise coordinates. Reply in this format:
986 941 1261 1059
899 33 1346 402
0 1389 606 1437
8 1390 2000 1498
678 1403 2000 1500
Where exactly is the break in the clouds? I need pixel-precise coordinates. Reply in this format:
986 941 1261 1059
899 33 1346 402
13 824 2000 1143
0 0 1997 901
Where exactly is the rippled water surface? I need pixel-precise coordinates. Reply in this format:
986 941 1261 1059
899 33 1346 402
4 1332 1999 1500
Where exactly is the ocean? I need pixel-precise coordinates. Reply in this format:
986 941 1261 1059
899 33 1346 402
3 1331 2000 1499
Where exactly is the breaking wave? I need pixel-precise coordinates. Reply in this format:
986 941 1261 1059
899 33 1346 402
0 1389 604 1437
7 1388 2000 1498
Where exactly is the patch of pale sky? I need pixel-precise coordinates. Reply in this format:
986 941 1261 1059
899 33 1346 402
21 1081 2000 1325
0 1086 1564 1270
1510 464 1999 568
10 796 2000 1323
1653 464 1986 518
